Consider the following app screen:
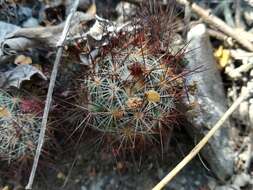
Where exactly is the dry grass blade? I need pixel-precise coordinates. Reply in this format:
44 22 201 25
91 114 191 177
152 85 253 190
25 0 80 189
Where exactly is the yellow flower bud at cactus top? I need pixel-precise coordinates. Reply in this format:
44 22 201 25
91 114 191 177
145 90 160 103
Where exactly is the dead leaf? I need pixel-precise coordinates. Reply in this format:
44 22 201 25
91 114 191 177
214 45 223 58
214 46 231 68
87 3 96 15
1 64 47 88
14 55 32 65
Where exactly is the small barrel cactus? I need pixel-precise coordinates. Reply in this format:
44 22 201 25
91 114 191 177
0 90 43 162
85 48 181 135
79 3 191 150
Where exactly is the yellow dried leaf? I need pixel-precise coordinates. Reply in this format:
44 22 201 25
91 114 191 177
87 3 96 15
219 49 230 68
214 46 231 68
14 55 32 65
214 46 223 58
0 107 11 118
145 90 160 103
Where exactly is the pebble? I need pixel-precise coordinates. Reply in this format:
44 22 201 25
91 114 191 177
233 173 251 187
22 17 39 27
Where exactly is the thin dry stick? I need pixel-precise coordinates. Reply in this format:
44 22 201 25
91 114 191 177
152 85 252 190
176 0 253 52
234 0 241 28
207 29 233 46
183 3 191 39
25 0 80 189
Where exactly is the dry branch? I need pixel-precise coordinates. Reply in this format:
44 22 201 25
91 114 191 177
122 0 253 51
25 0 80 189
234 0 241 28
1 12 94 55
176 0 253 52
152 84 253 190
207 29 233 46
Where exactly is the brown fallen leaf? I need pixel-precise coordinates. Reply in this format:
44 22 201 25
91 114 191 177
14 55 32 65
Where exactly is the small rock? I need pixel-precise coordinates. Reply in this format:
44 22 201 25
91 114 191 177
22 17 39 28
239 101 250 125
233 173 251 187
207 179 217 190
116 2 136 23
18 6 32 23
243 0 253 26
57 172 66 180
185 24 235 181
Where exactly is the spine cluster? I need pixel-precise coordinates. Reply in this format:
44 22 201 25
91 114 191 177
0 91 42 162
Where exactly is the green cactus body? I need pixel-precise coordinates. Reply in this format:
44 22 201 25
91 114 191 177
0 91 42 162
85 38 184 140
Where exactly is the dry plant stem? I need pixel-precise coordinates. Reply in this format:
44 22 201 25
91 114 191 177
207 29 227 40
207 29 233 46
176 0 253 52
228 63 253 79
25 0 80 189
183 3 191 39
152 87 252 190
234 0 241 28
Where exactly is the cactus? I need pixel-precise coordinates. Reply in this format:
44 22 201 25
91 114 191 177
75 1 193 151
0 90 43 162
84 32 186 145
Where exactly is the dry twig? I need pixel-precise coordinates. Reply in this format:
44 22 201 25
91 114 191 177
25 0 80 189
234 0 241 28
152 84 253 190
176 0 253 51
207 29 233 46
122 0 253 51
